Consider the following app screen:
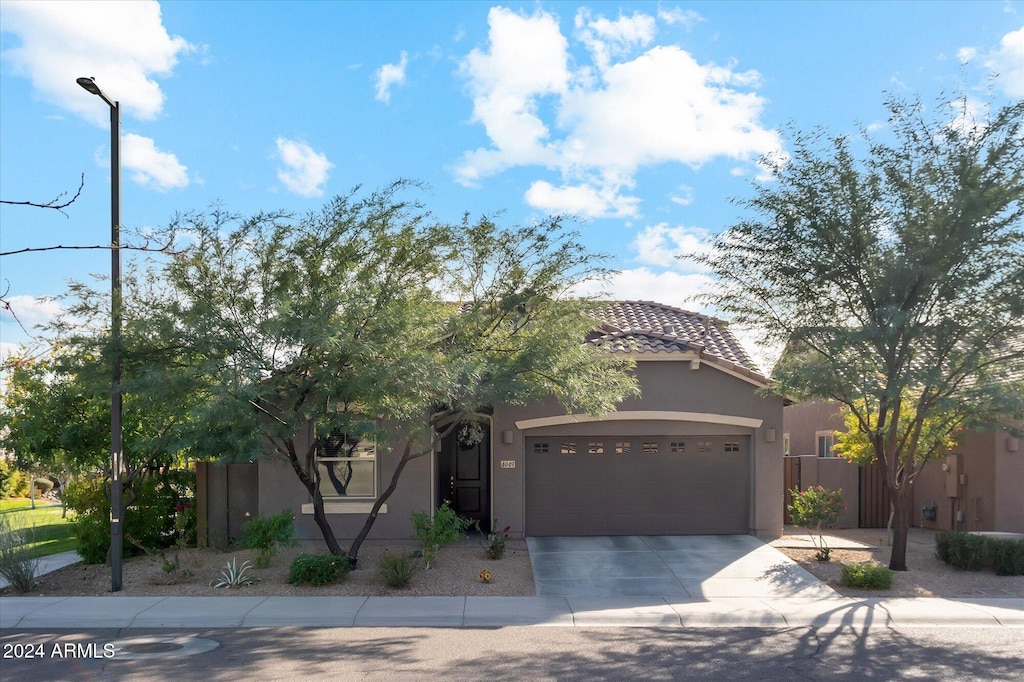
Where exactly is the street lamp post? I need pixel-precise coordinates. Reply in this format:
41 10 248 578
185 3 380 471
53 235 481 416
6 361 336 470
76 76 123 592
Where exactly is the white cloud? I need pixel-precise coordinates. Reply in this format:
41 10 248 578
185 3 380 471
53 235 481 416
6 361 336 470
957 46 978 62
0 295 62 332
632 223 712 269
657 7 705 30
456 7 781 218
275 137 333 198
575 8 656 73
576 267 710 307
524 180 640 218
669 184 694 206
0 0 193 126
375 51 408 104
985 26 1024 97
122 133 189 191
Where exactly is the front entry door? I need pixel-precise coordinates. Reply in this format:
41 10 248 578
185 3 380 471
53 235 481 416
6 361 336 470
437 422 490 529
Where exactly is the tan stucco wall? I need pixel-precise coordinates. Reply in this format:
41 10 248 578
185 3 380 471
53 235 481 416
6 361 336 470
994 431 1024 533
785 402 1023 533
236 358 784 542
492 360 785 539
791 455 860 528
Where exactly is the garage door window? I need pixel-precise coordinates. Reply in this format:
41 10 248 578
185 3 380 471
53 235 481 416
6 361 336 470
615 441 632 454
588 442 604 455
724 441 740 452
560 442 576 455
533 442 550 454
642 441 659 453
670 441 685 453
697 441 713 453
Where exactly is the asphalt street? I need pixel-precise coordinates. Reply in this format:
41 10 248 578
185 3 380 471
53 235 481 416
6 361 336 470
2 626 1022 681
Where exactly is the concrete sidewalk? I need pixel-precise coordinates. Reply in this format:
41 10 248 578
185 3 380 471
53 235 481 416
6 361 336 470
0 550 83 591
2 594 1021 629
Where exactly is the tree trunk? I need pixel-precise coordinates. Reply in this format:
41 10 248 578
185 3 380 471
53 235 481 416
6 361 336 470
280 437 344 556
348 440 423 566
310 487 343 556
888 491 911 571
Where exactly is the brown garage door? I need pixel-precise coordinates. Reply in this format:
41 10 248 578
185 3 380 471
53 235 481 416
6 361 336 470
525 435 750 536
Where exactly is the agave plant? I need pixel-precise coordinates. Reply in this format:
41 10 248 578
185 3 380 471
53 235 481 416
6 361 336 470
209 557 256 588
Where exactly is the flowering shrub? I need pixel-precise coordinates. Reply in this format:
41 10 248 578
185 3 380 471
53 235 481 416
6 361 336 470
485 519 511 560
788 485 844 561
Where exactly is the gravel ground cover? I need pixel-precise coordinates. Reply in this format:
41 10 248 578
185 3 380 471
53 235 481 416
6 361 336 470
775 526 1024 598
5 526 1022 599
6 537 535 598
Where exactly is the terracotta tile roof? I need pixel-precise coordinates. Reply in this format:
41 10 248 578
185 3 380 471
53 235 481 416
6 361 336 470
590 301 765 381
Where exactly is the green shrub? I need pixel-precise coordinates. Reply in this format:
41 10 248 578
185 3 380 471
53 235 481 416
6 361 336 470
0 461 16 498
987 538 1024 576
376 550 418 588
33 478 54 497
288 553 350 586
240 509 296 568
411 500 474 569
485 519 511 560
787 485 845 561
946 532 987 571
841 562 894 589
8 470 30 498
63 470 194 564
0 512 41 592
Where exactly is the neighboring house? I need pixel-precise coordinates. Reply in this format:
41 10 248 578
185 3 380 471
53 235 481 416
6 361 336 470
783 402 1024 534
197 301 785 545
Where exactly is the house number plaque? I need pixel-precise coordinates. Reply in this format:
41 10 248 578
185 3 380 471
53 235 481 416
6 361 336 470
500 460 516 469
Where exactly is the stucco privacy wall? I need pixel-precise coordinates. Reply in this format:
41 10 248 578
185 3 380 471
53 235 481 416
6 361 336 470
789 456 860 529
785 402 1024 534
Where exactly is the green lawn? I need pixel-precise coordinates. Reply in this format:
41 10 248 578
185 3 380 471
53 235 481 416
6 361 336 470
0 498 78 558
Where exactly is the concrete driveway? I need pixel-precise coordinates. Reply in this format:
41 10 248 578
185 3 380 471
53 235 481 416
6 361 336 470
527 535 838 598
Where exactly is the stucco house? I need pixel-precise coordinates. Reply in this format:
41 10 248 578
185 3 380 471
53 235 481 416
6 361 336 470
783 401 1024 534
197 300 785 545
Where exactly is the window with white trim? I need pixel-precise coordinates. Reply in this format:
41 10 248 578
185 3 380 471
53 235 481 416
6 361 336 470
317 431 376 499
816 431 836 458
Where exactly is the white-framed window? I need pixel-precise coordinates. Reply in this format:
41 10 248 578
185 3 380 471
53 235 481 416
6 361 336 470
317 431 377 499
783 433 791 456
816 431 836 458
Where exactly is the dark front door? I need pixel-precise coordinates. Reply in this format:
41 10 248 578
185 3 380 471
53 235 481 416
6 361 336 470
437 422 490 529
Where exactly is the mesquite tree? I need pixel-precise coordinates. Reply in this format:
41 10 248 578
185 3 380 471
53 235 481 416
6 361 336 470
115 182 637 558
695 95 1024 571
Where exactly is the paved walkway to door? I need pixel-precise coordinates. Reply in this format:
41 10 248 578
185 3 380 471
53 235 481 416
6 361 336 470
527 535 838 598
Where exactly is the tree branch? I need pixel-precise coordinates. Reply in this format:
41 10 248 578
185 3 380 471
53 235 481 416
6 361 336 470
0 174 85 217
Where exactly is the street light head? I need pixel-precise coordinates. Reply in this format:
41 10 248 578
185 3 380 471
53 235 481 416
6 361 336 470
76 76 101 95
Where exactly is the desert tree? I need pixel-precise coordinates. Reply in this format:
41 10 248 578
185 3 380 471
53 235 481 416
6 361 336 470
131 183 638 559
694 95 1024 570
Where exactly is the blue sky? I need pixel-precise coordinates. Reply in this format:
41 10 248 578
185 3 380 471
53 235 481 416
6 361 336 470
1 1 1022 371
